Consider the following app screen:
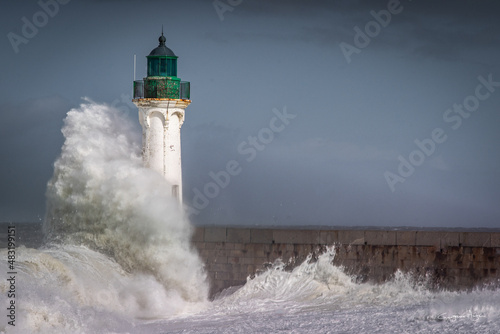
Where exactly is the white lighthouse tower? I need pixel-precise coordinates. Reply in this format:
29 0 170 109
133 31 191 205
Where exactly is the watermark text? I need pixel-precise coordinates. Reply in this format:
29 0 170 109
187 106 296 215
7 0 71 54
385 74 499 192
6 225 16 327
213 0 243 21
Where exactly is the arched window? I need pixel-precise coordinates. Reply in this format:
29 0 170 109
172 185 179 198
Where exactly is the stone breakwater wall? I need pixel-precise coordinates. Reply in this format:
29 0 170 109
2 223 499 297
192 227 500 297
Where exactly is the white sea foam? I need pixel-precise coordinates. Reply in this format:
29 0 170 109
2 237 499 334
143 248 500 334
214 247 434 311
1 100 208 333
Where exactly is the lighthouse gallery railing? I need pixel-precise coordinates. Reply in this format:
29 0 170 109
133 80 190 100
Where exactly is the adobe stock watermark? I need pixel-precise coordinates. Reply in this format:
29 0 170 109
186 106 296 215
339 0 406 64
213 0 243 21
7 0 71 54
384 74 499 192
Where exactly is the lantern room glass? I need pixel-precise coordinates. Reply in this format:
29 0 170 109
148 57 177 77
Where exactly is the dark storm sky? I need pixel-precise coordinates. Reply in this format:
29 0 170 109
1 0 499 227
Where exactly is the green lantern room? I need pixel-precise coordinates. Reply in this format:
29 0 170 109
134 32 190 100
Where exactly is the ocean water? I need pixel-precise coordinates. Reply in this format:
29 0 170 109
1 101 499 333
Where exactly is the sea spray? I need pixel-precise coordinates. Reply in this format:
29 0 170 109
215 246 435 310
1 100 208 333
175 248 498 334
45 99 209 300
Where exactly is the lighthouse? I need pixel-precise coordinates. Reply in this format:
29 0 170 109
133 31 191 205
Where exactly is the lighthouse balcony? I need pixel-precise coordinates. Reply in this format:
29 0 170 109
134 79 190 100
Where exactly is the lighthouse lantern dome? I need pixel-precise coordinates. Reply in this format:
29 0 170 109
133 30 190 100
146 32 178 77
